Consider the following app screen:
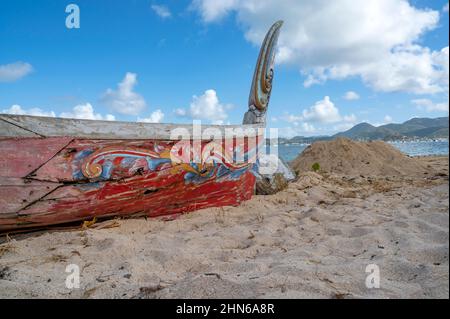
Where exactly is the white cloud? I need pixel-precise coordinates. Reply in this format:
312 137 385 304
343 91 360 100
0 62 33 82
192 0 238 22
281 96 357 125
151 4 172 18
174 108 187 116
280 113 302 124
443 3 449 13
411 98 449 113
301 122 316 133
175 89 229 124
3 103 116 120
302 96 346 123
277 96 357 136
137 109 165 123
192 0 447 95
343 114 357 123
1 104 55 117
384 115 393 123
369 115 397 127
60 103 116 120
101 73 147 115
335 45 449 94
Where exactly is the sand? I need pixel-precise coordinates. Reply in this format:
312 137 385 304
291 137 430 176
0 150 448 298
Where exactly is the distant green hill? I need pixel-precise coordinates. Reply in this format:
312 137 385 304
381 117 449 135
278 116 449 143
333 122 401 140
333 116 449 140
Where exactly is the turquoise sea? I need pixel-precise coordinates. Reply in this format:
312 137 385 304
273 139 449 163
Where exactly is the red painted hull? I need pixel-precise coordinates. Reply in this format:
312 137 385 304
0 137 259 231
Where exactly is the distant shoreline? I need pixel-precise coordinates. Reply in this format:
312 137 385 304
272 139 449 162
269 137 449 145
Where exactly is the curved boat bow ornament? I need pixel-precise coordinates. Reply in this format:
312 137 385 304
243 20 283 125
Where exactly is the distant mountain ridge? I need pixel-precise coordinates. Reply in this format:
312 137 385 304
278 117 449 144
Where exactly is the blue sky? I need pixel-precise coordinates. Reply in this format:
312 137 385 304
0 0 448 137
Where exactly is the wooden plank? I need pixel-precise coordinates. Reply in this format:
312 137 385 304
0 137 73 178
0 170 255 231
0 118 41 138
0 178 60 214
0 114 264 140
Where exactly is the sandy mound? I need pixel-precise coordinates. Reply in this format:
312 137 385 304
290 138 430 177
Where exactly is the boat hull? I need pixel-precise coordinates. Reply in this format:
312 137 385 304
0 136 258 231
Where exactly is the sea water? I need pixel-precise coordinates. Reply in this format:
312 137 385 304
272 139 449 162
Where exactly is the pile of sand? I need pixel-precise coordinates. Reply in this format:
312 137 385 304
290 138 430 177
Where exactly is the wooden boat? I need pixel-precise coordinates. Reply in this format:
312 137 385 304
0 21 283 232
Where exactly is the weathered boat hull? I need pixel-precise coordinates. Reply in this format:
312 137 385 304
0 134 260 231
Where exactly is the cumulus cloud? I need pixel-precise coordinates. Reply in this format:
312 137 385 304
151 4 172 18
281 96 356 125
301 97 341 123
60 103 116 120
278 96 357 136
302 122 316 132
302 96 355 124
411 98 449 113
384 115 393 123
1 103 115 120
1 104 55 117
0 62 33 82
101 73 147 115
328 45 449 94
174 108 187 116
175 89 230 124
192 0 448 95
343 91 360 100
137 109 165 123
191 0 238 22
280 113 303 124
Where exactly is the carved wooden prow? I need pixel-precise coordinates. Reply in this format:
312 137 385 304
243 20 283 125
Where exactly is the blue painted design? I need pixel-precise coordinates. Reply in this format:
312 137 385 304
183 162 217 184
120 157 137 166
182 161 252 185
100 161 113 179
146 157 171 170
250 162 259 176
72 170 85 180
74 149 94 160
72 149 95 180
